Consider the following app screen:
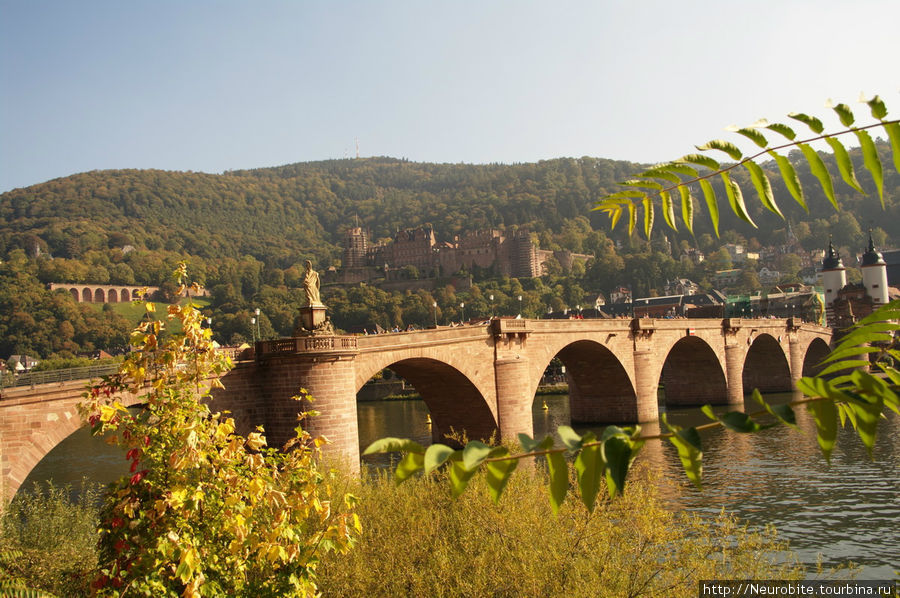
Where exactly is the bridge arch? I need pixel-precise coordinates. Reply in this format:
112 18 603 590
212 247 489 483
1 386 144 502
533 340 637 424
93 288 105 302
82 287 92 302
660 336 728 406
108 288 119 303
69 288 79 301
8 410 85 501
743 334 792 393
355 355 497 447
802 337 831 378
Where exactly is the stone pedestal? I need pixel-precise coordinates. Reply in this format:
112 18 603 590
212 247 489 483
297 304 328 335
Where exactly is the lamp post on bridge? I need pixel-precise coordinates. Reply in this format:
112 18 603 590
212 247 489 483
518 295 522 317
254 308 261 341
459 302 465 325
432 301 438 327
489 294 494 317
250 317 256 343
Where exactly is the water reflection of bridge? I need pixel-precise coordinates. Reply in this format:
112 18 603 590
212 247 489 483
1 317 831 502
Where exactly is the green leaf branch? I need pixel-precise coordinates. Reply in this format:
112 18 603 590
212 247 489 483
594 94 900 237
365 301 899 513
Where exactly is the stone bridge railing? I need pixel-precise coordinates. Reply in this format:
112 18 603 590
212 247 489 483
257 336 360 357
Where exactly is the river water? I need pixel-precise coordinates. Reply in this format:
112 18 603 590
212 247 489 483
24 392 899 578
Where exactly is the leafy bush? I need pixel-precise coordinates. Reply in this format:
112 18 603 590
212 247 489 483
0 480 102 597
78 265 359 597
317 467 802 598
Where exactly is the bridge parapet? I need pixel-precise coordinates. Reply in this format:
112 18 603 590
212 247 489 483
491 318 530 342
256 336 359 358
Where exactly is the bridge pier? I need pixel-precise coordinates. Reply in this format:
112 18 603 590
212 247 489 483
631 349 661 421
256 338 361 474
789 336 804 391
724 344 745 404
494 356 533 442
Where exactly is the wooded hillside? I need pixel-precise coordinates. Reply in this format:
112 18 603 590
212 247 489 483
1 151 897 360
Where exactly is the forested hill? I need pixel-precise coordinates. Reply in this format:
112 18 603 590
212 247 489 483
0 157 641 268
1 151 898 273
1 152 898 360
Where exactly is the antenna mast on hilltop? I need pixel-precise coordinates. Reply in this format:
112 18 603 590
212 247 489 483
356 138 360 159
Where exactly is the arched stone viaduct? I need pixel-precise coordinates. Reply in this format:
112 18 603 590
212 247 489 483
1 317 831 503
48 283 157 304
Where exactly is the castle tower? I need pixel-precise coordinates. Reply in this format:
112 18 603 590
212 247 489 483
343 227 368 269
860 232 889 306
821 239 846 327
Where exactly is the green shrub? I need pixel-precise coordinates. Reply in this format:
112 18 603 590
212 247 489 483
0 481 102 597
318 466 802 598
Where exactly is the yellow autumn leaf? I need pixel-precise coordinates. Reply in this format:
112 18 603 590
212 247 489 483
167 489 187 508
99 404 117 421
214 421 234 441
246 432 266 451
248 478 265 499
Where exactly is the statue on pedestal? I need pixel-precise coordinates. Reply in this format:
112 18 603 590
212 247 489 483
297 260 332 335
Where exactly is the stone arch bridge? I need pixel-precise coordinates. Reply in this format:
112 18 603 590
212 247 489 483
1 317 831 501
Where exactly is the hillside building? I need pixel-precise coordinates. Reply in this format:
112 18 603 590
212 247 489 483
334 225 589 284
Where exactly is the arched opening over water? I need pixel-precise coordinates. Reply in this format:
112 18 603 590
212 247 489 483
743 334 792 393
18 425 128 498
660 336 727 406
356 358 497 462
803 337 831 377
547 340 636 424
5 399 147 501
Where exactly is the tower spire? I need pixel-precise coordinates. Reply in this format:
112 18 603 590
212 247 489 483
860 229 888 306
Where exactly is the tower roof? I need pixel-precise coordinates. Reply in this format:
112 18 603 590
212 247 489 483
822 240 844 270
861 232 885 267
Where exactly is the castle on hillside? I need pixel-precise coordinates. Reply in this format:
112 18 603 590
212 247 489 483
335 225 590 284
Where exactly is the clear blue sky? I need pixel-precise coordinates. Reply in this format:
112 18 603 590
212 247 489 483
2 0 898 193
